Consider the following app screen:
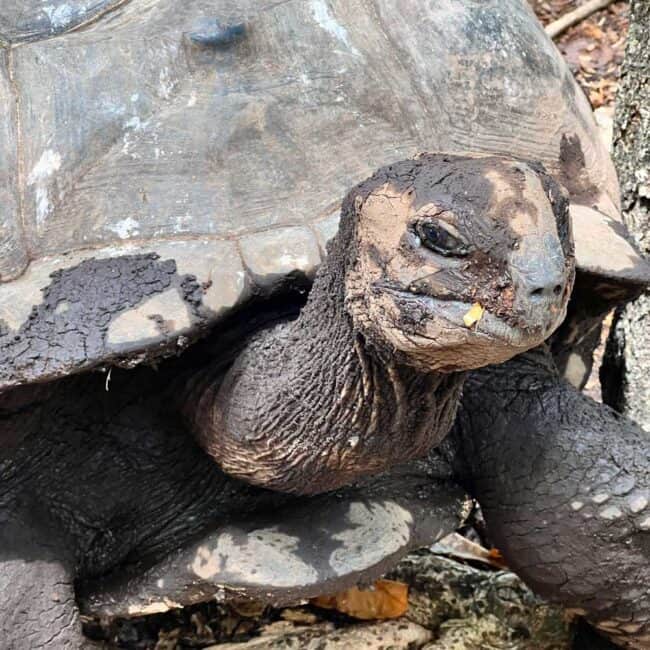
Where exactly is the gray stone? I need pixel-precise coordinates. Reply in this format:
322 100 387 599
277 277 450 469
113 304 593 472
389 552 571 650
208 620 432 650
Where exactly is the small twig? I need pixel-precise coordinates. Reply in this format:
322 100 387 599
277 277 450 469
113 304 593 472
545 0 616 39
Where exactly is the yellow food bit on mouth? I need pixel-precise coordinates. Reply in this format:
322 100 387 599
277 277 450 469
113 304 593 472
463 302 485 328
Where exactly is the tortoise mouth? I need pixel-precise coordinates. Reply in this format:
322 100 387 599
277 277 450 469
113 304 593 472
78 468 467 619
389 289 552 349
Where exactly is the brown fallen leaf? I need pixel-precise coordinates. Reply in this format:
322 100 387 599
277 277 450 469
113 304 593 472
487 547 508 569
310 579 408 620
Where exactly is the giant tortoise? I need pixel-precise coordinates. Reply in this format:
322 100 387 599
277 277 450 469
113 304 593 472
0 1 649 649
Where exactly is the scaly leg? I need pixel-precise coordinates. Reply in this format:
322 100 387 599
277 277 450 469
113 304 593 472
447 347 650 648
0 505 93 649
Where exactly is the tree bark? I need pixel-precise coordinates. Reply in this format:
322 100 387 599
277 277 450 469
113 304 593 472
602 0 650 430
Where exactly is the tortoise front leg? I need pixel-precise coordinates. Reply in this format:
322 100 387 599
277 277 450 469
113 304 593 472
447 347 649 648
0 507 92 649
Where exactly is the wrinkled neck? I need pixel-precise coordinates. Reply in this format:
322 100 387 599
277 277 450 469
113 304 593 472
187 253 465 495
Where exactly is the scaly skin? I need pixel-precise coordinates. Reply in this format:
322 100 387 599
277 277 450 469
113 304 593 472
1 347 648 647
0 506 87 649
447 346 650 648
0 363 465 647
0 366 292 648
184 259 464 495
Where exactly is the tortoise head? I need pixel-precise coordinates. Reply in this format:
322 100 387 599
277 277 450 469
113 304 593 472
343 153 575 372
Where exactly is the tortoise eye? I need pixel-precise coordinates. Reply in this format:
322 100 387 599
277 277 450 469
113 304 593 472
416 221 469 257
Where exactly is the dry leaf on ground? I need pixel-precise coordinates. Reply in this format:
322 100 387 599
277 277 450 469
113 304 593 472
311 579 409 620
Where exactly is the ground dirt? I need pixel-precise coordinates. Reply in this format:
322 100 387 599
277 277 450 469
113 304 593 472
532 0 628 108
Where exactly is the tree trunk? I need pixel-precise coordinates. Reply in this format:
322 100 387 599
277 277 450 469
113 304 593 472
602 0 650 430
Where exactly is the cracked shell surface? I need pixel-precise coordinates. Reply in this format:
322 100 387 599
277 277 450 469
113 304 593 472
0 0 637 389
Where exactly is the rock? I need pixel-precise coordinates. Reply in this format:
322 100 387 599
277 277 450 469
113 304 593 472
389 551 571 650
207 619 432 649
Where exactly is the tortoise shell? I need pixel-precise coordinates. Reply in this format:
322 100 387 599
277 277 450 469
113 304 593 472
0 0 646 389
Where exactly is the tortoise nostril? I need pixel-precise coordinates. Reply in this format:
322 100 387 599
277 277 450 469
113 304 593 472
528 281 564 300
